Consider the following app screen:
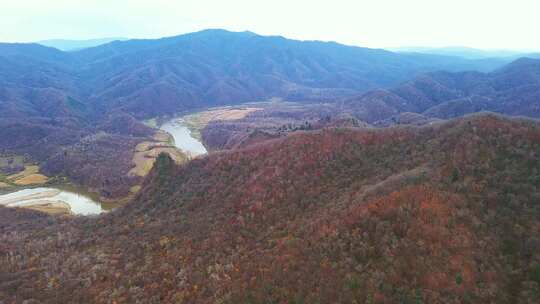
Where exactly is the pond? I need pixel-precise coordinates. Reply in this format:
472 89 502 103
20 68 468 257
159 118 207 156
0 187 104 215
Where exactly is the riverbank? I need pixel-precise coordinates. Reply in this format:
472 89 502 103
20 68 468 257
129 130 189 177
0 157 50 190
146 105 263 158
159 118 208 156
0 187 104 216
181 106 261 140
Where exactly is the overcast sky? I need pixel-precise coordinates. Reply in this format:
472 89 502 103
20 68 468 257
0 0 539 50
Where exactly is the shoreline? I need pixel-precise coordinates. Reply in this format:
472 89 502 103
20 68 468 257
0 186 104 216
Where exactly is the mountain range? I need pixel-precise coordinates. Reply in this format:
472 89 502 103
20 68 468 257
0 29 515 119
1 29 525 198
1 28 540 303
344 57 540 124
37 37 129 51
389 46 540 59
198 56 540 152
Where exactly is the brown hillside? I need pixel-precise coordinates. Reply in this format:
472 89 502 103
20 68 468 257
1 114 539 303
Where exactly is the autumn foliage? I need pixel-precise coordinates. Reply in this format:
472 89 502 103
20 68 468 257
1 114 539 303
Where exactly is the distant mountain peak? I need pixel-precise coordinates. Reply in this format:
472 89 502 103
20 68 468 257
497 57 540 73
389 46 526 59
507 56 540 66
37 37 129 51
187 28 259 37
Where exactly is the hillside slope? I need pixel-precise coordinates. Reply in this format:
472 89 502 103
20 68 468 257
71 29 507 117
198 58 540 152
345 57 540 124
1 114 539 303
1 29 511 120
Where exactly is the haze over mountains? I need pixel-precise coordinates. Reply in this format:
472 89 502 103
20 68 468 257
390 46 540 60
2 29 514 117
36 37 129 51
1 28 540 303
2 29 528 121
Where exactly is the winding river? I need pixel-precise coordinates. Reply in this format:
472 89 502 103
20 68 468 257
0 187 104 215
159 118 207 156
1 116 207 216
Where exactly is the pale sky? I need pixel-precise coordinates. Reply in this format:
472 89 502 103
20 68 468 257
0 0 539 50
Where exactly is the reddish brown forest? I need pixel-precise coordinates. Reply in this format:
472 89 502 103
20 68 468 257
1 114 539 303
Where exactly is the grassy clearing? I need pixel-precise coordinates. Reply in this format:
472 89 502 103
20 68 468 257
129 131 189 177
7 165 39 180
182 107 261 140
0 173 15 186
130 147 188 177
0 156 26 187
21 201 71 216
0 154 51 189
7 165 49 185
130 185 142 194
14 174 49 185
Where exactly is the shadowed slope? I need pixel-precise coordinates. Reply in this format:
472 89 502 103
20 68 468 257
345 57 540 124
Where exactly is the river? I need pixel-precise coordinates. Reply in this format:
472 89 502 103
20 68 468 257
0 187 104 215
159 118 207 156
1 116 207 216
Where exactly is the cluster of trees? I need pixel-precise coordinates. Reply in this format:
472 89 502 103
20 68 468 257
200 103 364 152
40 133 144 198
1 114 539 303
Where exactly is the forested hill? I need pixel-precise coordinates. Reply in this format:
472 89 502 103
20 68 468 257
344 57 540 124
1 29 510 120
1 114 539 303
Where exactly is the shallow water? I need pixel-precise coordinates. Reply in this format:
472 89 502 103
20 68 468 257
0 187 104 215
160 118 207 156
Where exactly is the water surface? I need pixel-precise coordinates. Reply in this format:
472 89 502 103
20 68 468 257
0 187 104 215
159 118 207 156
